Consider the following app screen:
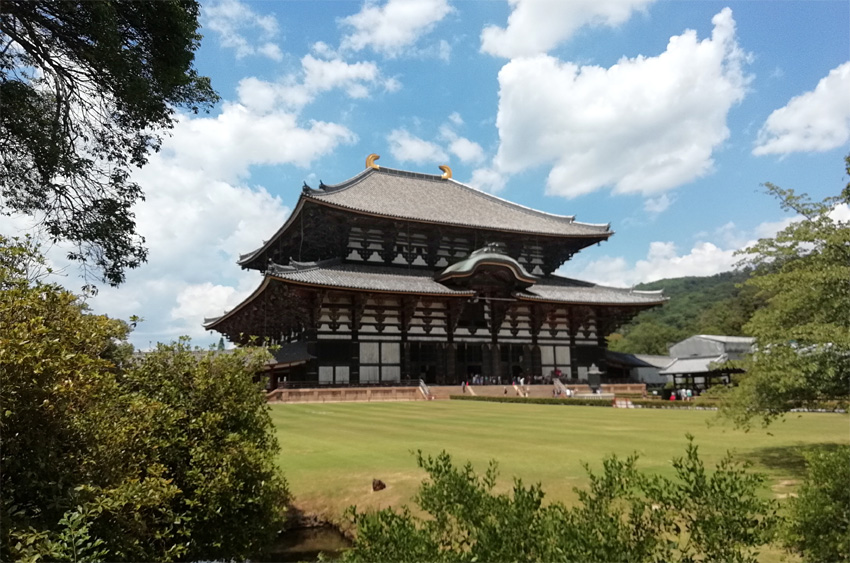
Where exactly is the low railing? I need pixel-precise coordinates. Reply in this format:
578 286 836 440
276 378 421 390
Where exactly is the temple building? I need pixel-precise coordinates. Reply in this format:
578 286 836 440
205 155 666 387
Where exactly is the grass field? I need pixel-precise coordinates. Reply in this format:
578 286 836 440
271 401 849 524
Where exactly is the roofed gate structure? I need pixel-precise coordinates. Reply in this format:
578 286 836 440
205 156 666 387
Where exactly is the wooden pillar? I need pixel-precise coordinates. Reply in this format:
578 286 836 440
525 344 538 379
568 308 578 380
445 343 456 383
596 309 608 376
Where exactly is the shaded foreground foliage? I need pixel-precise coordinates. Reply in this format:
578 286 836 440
343 438 778 563
784 445 850 563
0 236 289 562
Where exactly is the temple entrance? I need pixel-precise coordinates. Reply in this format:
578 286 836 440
501 344 526 383
409 342 440 384
455 343 485 384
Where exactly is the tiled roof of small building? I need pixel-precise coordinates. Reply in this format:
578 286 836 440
659 355 728 375
306 167 611 237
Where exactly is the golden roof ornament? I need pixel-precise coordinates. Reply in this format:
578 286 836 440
439 165 452 180
366 153 380 170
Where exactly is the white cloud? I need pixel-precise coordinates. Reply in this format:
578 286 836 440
448 112 464 126
563 215 811 288
340 0 453 57
643 193 672 215
237 55 390 112
204 0 283 60
387 129 448 164
439 124 485 164
492 8 750 198
448 137 486 164
159 101 356 182
753 61 850 155
469 167 508 193
481 0 655 58
828 203 850 223
571 241 738 288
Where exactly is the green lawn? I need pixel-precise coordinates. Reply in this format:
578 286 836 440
271 401 848 523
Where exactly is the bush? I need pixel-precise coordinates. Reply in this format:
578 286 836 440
450 395 613 407
784 446 850 562
342 437 778 563
0 236 289 562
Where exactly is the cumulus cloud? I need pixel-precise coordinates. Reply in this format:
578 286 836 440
571 241 738 288
469 167 508 193
237 55 394 112
563 210 846 288
340 0 453 57
387 115 486 167
481 0 655 58
388 129 448 163
439 125 485 164
159 102 356 183
492 8 750 198
753 61 850 155
204 0 283 60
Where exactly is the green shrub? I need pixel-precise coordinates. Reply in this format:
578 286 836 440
784 446 850 562
450 395 613 407
0 236 289 562
342 437 778 563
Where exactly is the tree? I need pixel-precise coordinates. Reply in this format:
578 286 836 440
608 320 684 355
343 438 777 563
718 156 850 427
0 1 217 285
0 236 289 562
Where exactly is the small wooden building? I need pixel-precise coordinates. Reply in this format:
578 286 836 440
205 157 666 387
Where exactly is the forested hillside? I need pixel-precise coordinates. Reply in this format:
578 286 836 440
608 270 762 355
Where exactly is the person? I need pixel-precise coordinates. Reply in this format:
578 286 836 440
687 388 693 401
670 391 676 401
503 386 507 395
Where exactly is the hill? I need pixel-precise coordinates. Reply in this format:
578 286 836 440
608 270 762 355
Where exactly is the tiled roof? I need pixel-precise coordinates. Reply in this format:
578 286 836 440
272 341 313 365
517 275 667 306
660 355 727 375
267 260 475 295
306 167 611 237
266 262 663 306
205 263 665 332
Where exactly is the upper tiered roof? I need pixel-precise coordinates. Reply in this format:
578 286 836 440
238 158 612 269
306 166 611 237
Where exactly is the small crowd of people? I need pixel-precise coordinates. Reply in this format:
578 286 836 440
669 388 697 401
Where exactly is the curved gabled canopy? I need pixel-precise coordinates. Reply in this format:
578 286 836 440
436 243 537 289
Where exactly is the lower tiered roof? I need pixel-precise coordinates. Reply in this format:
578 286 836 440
204 260 666 332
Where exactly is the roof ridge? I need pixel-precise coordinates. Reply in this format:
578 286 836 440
446 177 612 230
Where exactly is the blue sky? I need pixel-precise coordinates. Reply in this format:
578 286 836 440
11 0 849 349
